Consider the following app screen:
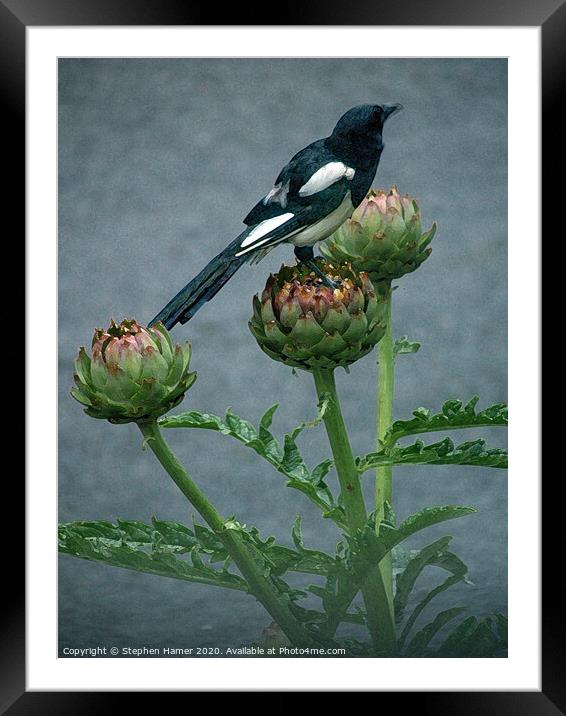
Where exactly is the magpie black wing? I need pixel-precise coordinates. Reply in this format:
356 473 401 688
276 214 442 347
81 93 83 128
231 207 315 259
243 139 355 226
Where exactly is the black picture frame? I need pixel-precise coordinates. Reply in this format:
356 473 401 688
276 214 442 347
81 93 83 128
7 0 555 709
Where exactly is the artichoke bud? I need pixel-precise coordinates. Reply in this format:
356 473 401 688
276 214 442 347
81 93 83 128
71 318 196 424
249 260 387 370
320 186 436 281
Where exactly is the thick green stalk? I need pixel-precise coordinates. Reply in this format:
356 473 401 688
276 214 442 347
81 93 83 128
375 281 395 621
138 420 318 648
312 369 367 528
312 369 396 652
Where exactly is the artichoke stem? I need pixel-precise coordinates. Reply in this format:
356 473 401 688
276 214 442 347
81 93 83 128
375 280 395 621
311 369 396 652
312 369 368 529
137 420 319 649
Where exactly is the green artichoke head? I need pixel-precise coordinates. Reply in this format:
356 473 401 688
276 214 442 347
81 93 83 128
320 186 436 281
71 318 196 423
249 260 387 370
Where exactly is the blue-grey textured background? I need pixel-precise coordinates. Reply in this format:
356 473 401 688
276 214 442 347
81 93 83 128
58 58 507 657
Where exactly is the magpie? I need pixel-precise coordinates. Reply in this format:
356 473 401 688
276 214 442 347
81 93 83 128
149 103 402 330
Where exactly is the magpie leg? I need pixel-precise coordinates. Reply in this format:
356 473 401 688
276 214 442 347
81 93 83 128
305 260 341 289
294 246 341 289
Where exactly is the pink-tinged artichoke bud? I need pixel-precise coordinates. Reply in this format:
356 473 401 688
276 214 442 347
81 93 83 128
249 260 387 370
320 187 436 281
71 318 196 423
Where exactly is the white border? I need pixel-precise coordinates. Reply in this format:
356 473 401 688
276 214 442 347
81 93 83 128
27 27 540 691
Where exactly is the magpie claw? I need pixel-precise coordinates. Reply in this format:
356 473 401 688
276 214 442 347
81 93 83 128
321 275 342 290
300 258 342 290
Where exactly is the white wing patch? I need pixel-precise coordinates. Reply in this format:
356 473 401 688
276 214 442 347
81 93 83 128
298 162 355 197
235 212 295 256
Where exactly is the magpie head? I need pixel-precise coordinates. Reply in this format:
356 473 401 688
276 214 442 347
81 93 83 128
331 103 403 141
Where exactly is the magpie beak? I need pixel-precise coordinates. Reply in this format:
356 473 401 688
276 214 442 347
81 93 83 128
383 103 403 121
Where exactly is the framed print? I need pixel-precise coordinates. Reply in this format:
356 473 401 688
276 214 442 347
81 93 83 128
7 0 554 708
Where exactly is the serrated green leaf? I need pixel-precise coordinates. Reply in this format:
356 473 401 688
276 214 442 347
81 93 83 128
190 546 206 569
358 437 507 471
160 410 228 432
116 519 154 542
434 615 478 655
58 521 247 591
62 520 122 541
259 403 279 433
282 434 311 480
391 506 475 547
356 505 476 568
404 606 468 656
397 547 470 650
192 522 227 555
224 409 258 442
288 392 332 440
291 515 304 551
307 584 328 600
285 537 364 638
224 519 335 579
309 560 363 633
59 515 338 598
151 517 199 550
383 397 508 447
394 536 453 624
435 613 508 657
159 404 340 522
311 459 334 484
393 335 421 357
289 603 328 625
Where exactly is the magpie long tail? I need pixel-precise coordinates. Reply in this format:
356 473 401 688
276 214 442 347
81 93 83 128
149 239 247 330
